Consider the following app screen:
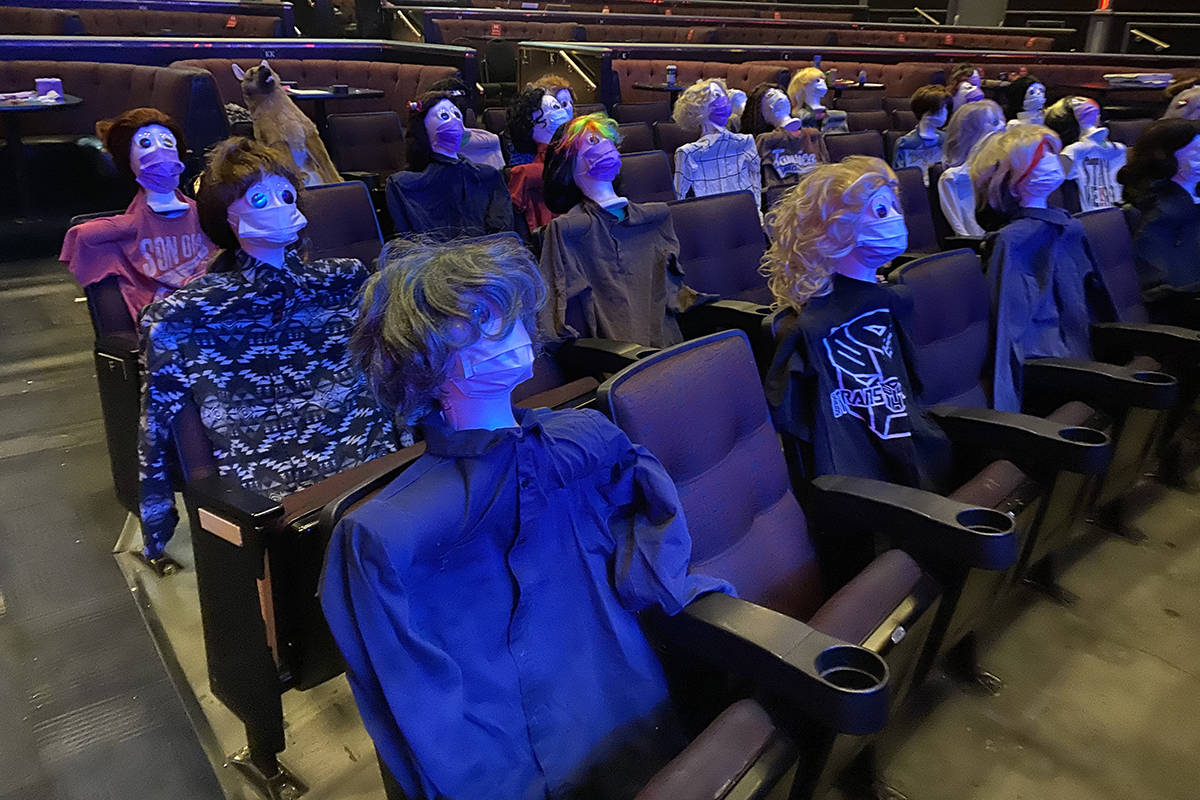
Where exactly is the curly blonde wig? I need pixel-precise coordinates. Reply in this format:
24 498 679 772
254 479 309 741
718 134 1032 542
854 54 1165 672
943 99 1004 167
762 156 898 312
968 124 1060 218
672 76 729 131
787 67 826 111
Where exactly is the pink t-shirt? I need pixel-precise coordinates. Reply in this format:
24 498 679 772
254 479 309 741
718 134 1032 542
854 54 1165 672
60 191 213 323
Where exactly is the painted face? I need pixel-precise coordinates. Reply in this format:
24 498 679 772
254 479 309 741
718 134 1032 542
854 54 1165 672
955 81 985 107
442 306 534 400
572 127 622 183
533 93 570 144
855 186 908 267
424 98 465 157
130 123 183 194
968 70 982 87
1174 134 1200 183
809 77 828 102
1023 82 1046 113
226 173 306 248
927 104 949 128
554 87 574 119
986 108 1007 134
763 88 792 127
703 81 732 125
1069 97 1101 130
1018 149 1065 201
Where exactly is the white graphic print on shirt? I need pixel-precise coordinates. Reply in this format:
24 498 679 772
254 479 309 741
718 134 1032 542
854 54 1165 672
823 308 912 440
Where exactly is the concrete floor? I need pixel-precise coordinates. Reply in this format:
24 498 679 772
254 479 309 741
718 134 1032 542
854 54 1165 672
2 252 1198 800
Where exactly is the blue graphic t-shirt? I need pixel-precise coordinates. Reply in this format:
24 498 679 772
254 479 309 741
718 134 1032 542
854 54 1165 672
765 274 950 489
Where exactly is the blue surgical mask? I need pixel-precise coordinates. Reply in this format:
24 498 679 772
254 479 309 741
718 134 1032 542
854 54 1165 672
856 215 908 266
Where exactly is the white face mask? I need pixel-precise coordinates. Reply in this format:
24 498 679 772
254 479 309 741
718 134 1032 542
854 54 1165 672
855 188 908 267
1018 150 1066 202
443 317 534 399
1069 97 1101 130
554 88 574 119
1023 83 1046 113
762 88 793 128
226 174 306 249
533 93 570 145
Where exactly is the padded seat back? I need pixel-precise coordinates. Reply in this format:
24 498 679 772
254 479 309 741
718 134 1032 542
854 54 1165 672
892 109 917 131
615 150 675 203
614 100 671 125
303 182 384 267
668 192 769 303
846 110 890 133
823 130 884 161
75 7 281 36
169 58 459 118
583 23 717 43
433 17 582 44
895 166 938 254
0 6 80 35
575 103 606 117
653 121 693 160
1075 207 1149 324
1107 117 1153 147
616 121 654 153
612 60 787 104
327 112 406 175
482 106 507 134
834 95 885 112
599 331 826 621
891 249 992 408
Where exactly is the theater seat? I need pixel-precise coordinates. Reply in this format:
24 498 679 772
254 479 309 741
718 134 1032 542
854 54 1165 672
652 121 693 160
823 130 885 161
326 111 406 186
302 182 384 267
615 100 672 124
845 110 890 132
615 150 675 203
599 330 941 798
834 94 886 112
616 121 654 153
1107 117 1154 147
894 165 939 256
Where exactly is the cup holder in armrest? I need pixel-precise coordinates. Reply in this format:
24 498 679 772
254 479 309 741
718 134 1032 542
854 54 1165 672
955 507 1014 534
1057 426 1108 445
814 644 888 692
1131 370 1175 385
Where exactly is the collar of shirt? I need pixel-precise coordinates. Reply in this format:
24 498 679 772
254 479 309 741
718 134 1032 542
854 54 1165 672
1081 126 1111 146
1015 205 1073 227
233 245 304 277
576 196 663 228
697 128 734 145
430 152 466 167
420 407 538 458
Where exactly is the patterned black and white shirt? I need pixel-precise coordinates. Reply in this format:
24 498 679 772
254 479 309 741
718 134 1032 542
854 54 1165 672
672 129 761 212
137 248 395 559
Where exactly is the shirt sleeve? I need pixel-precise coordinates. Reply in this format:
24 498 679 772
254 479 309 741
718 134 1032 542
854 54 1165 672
1131 201 1178 292
597 425 733 614
762 317 816 445
673 148 693 200
137 315 189 558
743 140 762 212
937 171 972 237
985 233 1027 413
385 175 414 236
537 218 582 341
319 512 491 800
484 167 515 235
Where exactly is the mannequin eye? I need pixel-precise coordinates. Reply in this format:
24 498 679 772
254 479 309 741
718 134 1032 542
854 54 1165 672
160 134 175 147
872 203 888 218
438 110 450 120
249 191 268 208
137 135 152 148
280 189 295 204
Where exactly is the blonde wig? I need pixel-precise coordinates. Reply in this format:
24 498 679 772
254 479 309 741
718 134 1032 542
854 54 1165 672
672 76 729 131
943 99 1004 167
968 124 1060 217
762 156 899 312
787 67 826 111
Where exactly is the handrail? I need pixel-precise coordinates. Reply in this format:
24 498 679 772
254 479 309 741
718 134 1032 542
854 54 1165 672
1128 27 1171 52
913 7 940 26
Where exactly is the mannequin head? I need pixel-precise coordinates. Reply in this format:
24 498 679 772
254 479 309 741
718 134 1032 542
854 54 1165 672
97 107 187 190
1005 75 1045 120
948 63 982 90
673 77 733 132
543 113 624 212
943 99 1005 168
1117 118 1200 205
508 88 571 155
788 67 828 112
911 84 951 131
969 125 1063 216
351 234 545 429
530 74 576 119
741 82 797 136
1163 80 1200 121
763 156 905 311
1044 96 1102 146
197 137 306 266
406 91 466 171
728 89 748 129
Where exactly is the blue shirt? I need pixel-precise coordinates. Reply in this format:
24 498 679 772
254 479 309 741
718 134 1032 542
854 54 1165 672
320 407 731 800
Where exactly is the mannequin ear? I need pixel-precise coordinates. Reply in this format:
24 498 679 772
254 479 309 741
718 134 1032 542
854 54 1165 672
232 63 246 80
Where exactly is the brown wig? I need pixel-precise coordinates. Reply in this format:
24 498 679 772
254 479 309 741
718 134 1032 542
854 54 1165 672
195 137 305 257
911 84 951 120
740 82 782 137
1117 117 1200 207
96 107 186 181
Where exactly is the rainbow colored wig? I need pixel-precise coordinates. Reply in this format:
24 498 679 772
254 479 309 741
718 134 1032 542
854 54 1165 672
554 112 622 155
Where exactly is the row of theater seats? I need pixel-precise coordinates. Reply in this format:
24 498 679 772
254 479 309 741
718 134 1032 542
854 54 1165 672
0 4 286 37
76 156 1198 794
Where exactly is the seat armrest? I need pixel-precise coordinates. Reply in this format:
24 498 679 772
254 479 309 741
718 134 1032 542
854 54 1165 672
809 475 1018 571
650 592 889 736
95 331 139 359
1024 357 1178 411
679 299 772 340
554 338 657 376
930 405 1111 475
340 170 382 189
1090 321 1200 365
943 235 985 253
187 474 284 530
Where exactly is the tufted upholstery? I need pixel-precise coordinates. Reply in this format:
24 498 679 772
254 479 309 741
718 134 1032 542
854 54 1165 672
1075 208 1150 325
615 150 674 203
582 23 717 43
0 60 227 150
170 58 460 119
710 27 833 46
601 331 826 621
891 249 994 408
0 6 80 35
668 192 770 303
327 111 406 175
613 60 788 104
432 18 583 44
75 8 281 36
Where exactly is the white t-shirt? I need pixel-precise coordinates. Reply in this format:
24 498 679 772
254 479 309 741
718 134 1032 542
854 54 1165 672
937 163 984 237
1061 127 1126 212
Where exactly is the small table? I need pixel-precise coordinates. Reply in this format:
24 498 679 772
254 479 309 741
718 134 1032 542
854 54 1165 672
632 82 686 107
284 86 385 139
831 81 886 99
0 93 83 220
